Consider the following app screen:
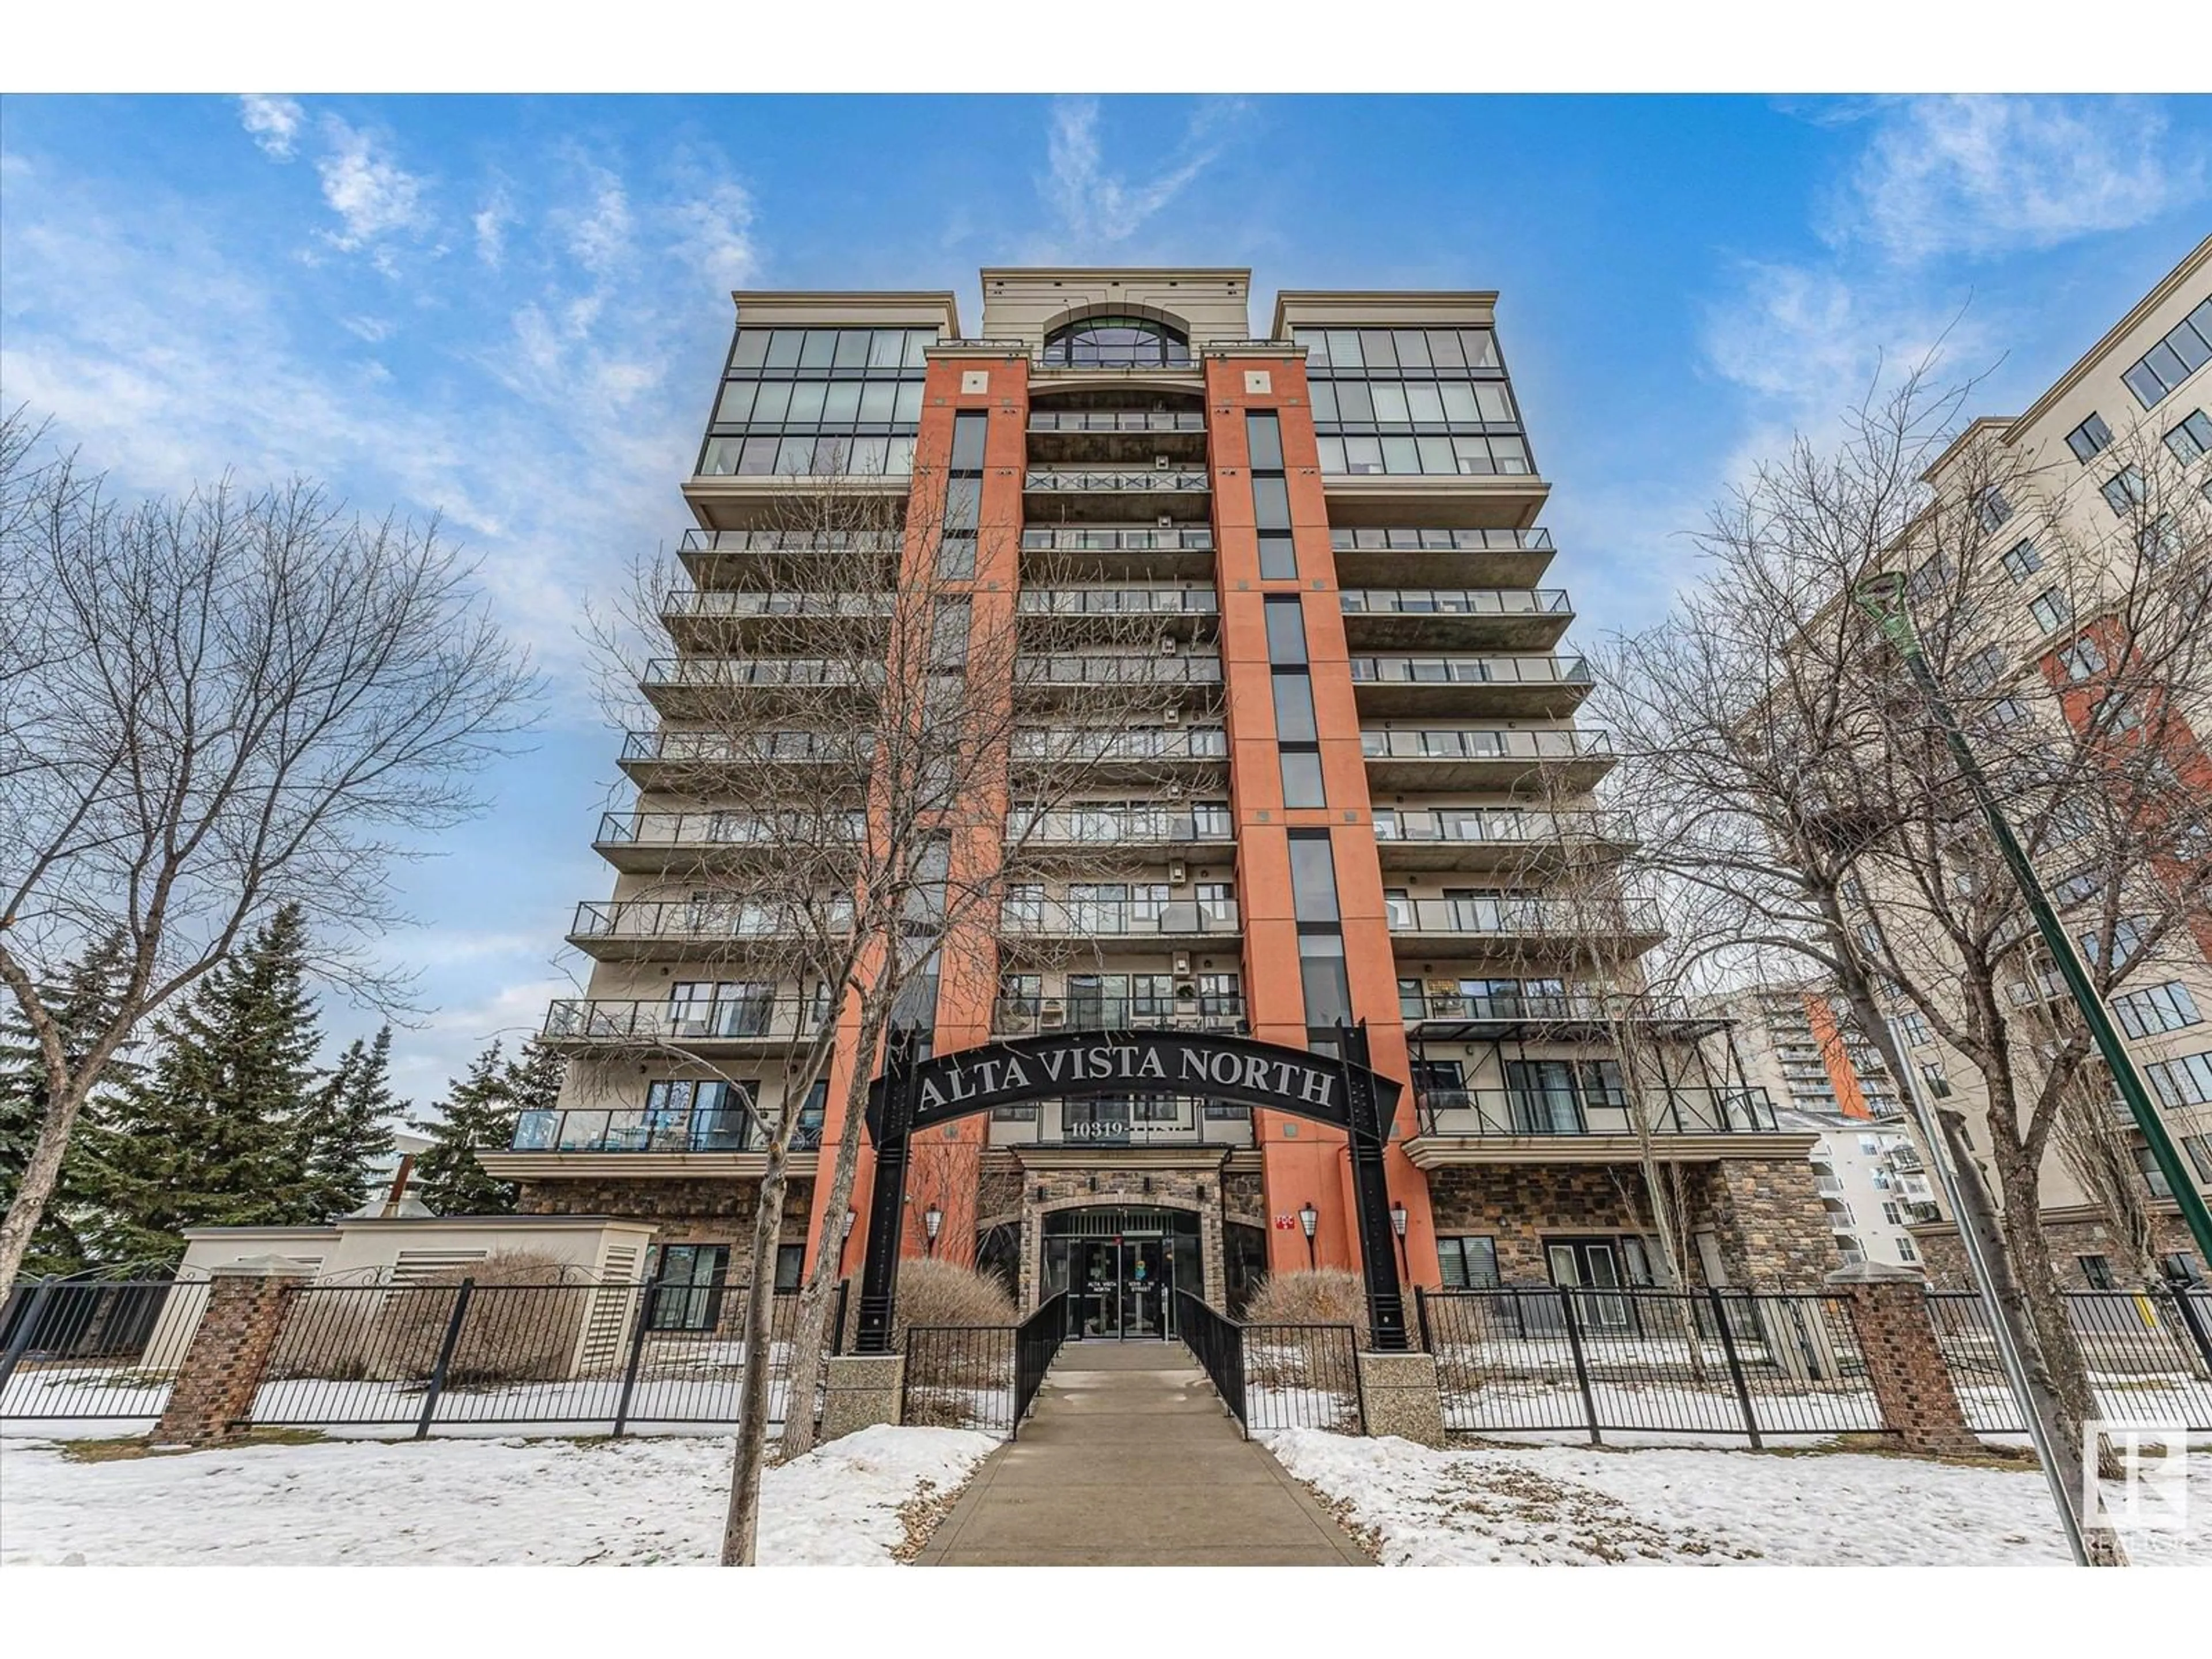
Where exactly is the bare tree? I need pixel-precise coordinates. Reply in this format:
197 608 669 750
584 456 1188 1561
0 410 539 1286
1594 367 2212 1563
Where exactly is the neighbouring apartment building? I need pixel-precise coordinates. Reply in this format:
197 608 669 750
1842 236 2212 1290
478 267 1840 1335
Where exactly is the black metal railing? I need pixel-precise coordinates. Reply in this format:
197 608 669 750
596 810 864 849
988 995 1247 1035
1926 1287 2212 1431
1397 989 1707 1027
1411 1086 1782 1138
1025 469 1210 493
0 1275 207 1425
569 897 850 943
642 657 880 691
1173 1290 1363 1437
619 729 869 768
900 1323 1017 1433
1416 1286 1880 1446
1014 1292 1070 1429
541 996 831 1047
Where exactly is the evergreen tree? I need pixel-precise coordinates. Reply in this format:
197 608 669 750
293 1026 402 1221
0 933 138 1275
74 904 323 1267
411 1039 549 1216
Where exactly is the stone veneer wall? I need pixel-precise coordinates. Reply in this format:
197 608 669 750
1013 1168 1229 1315
516 1177 814 1279
1424 1158 1840 1287
1912 1209 2198 1289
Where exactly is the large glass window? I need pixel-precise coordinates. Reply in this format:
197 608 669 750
699 325 935 477
1041 315 1192 368
2122 298 2212 410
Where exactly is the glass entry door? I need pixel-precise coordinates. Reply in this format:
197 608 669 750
1547 1238 1628 1328
1071 1237 1174 1339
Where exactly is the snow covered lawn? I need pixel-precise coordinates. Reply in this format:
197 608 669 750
0 1425 996 1566
1267 1429 2212 1566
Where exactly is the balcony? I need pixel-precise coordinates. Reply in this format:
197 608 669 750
539 995 831 1052
1399 990 1728 1043
681 461 911 533
1017 586 1218 643
999 897 1241 946
1330 526 1556 588
1009 805 1235 856
1371 808 1634 874
640 657 882 718
592 810 862 874
1320 465 1549 532
1339 589 1574 652
1020 525 1215 581
1385 896 1665 963
1025 468 1211 524
1815 1175 1846 1196
986 1098 1255 1153
1013 653 1225 707
1025 409 1209 465
616 729 870 789
1360 727 1615 793
566 897 848 963
1349 654 1594 718
991 995 1247 1037
676 528 901 586
1403 1086 1788 1166
507 1107 820 1157
1009 725 1229 782
658 589 895 653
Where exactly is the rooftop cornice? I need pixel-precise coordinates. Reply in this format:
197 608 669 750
2003 232 2212 442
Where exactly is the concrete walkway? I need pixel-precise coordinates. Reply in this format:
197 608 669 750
915 1340 1369 1566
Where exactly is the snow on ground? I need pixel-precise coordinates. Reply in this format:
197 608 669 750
1267 1429 2212 1566
0 1426 997 1566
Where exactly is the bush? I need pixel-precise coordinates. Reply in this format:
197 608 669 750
895 1259 1018 1415
374 1251 593 1388
266 1293 382 1381
1240 1268 1367 1392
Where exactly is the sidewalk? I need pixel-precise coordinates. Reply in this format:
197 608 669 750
914 1341 1369 1566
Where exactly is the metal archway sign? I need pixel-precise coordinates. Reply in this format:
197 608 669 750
853 1024 1408 1355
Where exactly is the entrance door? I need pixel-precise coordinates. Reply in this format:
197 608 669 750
1077 1238 1123 1339
646 1243 729 1331
1547 1238 1628 1329
1122 1239 1166 1336
1070 1237 1177 1340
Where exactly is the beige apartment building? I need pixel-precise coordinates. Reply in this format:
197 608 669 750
1842 236 2212 1289
478 265 1843 1338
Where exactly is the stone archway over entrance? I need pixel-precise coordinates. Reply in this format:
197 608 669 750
854 1025 1409 1354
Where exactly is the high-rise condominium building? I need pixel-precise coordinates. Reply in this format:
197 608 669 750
480 268 1840 1333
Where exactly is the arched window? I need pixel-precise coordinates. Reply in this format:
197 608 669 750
1041 315 1192 368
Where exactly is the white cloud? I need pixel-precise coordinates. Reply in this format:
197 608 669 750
1832 95 2200 263
341 313 393 343
666 180 758 291
315 116 431 251
1040 97 1242 249
472 188 514 268
238 94 304 160
555 162 632 275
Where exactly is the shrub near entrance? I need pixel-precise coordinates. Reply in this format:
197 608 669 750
1241 1269 1369 1410
895 1260 1019 1426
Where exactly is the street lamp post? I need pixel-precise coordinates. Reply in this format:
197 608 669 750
1853 574 2212 1271
1389 1199 1410 1281
1298 1201 1319 1270
923 1202 942 1257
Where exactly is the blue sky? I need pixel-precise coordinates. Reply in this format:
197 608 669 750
3 92 2207 1112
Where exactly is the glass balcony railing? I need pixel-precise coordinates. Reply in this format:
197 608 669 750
620 730 861 766
1009 806 1235 844
1397 990 1706 1025
570 899 850 942
1331 527 1554 553
541 996 832 1046
1360 728 1612 762
661 591 896 622
999 899 1241 938
1372 808 1628 847
1350 655 1592 687
1017 588 1218 618
642 658 881 690
1016 654 1224 688
1027 411 1207 433
511 1107 821 1155
1025 469 1210 493
1010 726 1229 765
1385 896 1662 937
678 529 902 554
1022 527 1215 553
596 810 863 849
1341 589 1570 616
1411 1086 1780 1138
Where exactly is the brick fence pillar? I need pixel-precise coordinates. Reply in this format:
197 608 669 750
153 1256 316 1447
1825 1261 1985 1458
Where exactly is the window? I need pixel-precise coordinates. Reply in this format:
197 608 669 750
2066 412 2113 463
1882 1202 1902 1225
2056 636 2107 681
2113 981 2203 1040
1286 831 1340 923
1266 597 1323 806
2183 1135 2212 1185
1040 315 1190 368
1896 1237 1918 1262
1919 1060 1953 1100
2081 915 2149 972
1972 487 2012 533
2101 465 2147 517
1437 1236 1500 1289
774 1244 806 1291
2135 1145 2175 1201
1247 411 1297 579
2027 587 2071 633
2077 1253 2115 1290
2137 513 2184 567
2146 1049 2212 1108
2164 408 2212 464
2121 298 2212 409
2000 540 2042 583
1896 1011 1933 1045
2048 867 2100 908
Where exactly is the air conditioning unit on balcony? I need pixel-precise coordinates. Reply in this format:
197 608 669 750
1168 859 1188 886
1154 454 1172 470
1157 514 1173 527
1040 998 1066 1027
1158 635 1179 655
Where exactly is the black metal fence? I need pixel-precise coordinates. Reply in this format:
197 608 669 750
0 1276 207 1425
1418 1286 1883 1447
1926 1287 2212 1433
1173 1289 1363 1436
900 1324 1017 1433
1014 1292 1069 1429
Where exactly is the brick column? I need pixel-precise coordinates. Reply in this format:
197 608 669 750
1825 1262 1985 1457
153 1256 315 1447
